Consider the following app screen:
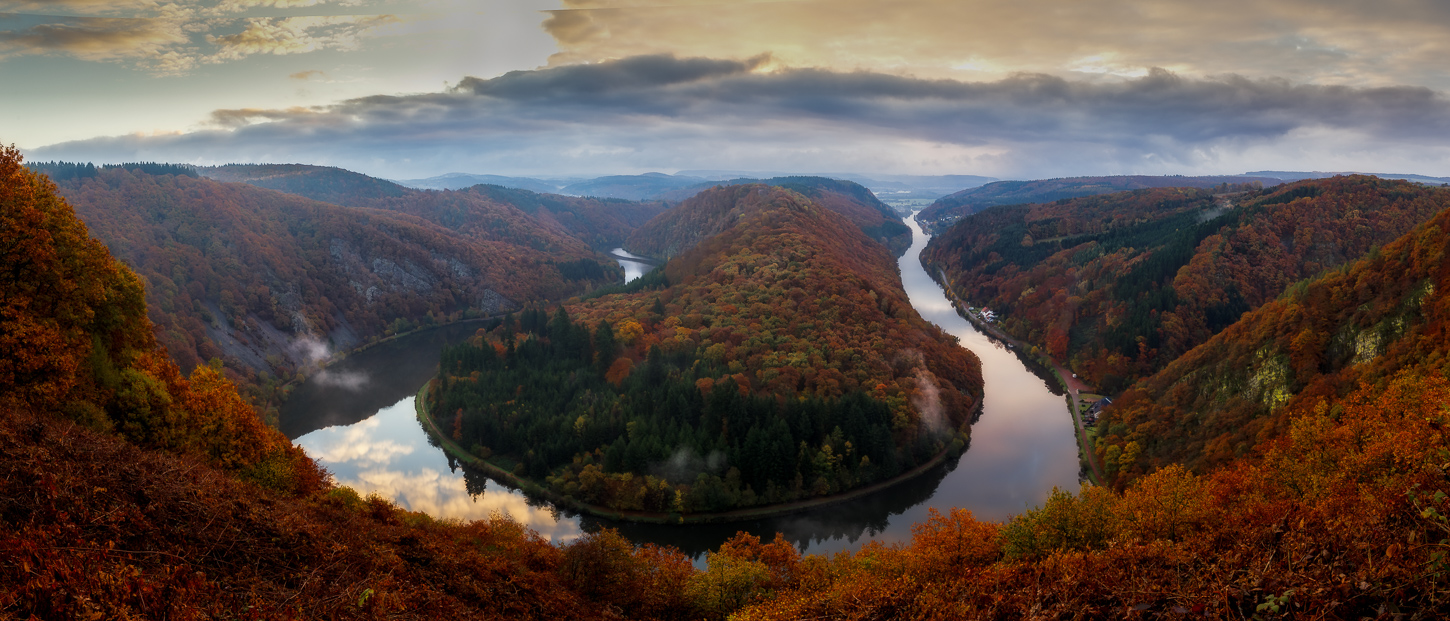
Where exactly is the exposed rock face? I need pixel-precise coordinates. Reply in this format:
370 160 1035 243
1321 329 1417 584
478 289 516 315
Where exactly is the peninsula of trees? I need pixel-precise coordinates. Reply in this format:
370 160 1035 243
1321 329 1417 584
427 184 982 516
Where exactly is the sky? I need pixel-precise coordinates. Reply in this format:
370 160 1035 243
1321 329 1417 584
4 0 1450 180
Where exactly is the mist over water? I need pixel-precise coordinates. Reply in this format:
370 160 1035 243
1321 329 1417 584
281 214 1081 558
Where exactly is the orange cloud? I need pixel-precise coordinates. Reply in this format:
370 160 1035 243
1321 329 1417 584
0 17 186 62
542 0 1450 90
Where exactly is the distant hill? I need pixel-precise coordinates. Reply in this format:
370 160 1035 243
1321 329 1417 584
917 175 1283 228
199 163 669 251
561 172 710 200
1246 170 1450 184
199 163 412 204
392 172 566 193
1095 183 1450 485
35 163 621 410
921 176 1450 394
628 178 910 257
675 170 997 200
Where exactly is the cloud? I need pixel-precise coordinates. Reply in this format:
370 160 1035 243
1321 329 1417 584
289 68 324 80
542 0 1450 91
0 0 158 14
0 1 396 73
209 14 397 61
301 416 415 466
0 16 187 61
31 55 1450 178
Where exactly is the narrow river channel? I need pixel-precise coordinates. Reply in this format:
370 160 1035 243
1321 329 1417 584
281 214 1081 556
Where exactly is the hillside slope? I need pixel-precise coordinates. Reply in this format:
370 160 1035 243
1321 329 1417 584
1096 190 1450 483
922 177 1450 392
39 165 618 409
917 174 1281 228
629 178 910 258
201 163 669 251
0 147 703 621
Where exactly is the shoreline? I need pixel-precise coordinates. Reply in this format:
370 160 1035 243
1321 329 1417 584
415 383 977 525
929 266 1106 485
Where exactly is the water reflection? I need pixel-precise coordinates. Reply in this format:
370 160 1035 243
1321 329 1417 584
611 247 655 283
576 451 963 557
280 322 487 439
295 397 582 542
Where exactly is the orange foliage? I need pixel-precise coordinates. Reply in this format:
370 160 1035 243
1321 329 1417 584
735 372 1450 619
603 356 634 386
1098 190 1450 485
571 184 983 434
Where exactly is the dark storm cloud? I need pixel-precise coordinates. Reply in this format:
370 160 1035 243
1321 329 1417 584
455 54 770 100
32 55 1450 177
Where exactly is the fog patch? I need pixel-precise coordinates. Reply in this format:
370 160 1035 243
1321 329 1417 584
292 335 332 366
913 368 947 438
650 446 726 485
895 348 948 438
314 368 369 391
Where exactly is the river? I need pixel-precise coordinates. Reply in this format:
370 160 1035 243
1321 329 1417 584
281 214 1081 556
611 247 654 283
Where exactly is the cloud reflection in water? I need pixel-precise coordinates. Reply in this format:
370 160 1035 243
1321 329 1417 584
294 397 582 543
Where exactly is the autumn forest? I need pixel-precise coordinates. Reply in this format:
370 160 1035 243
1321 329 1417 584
7 140 1450 621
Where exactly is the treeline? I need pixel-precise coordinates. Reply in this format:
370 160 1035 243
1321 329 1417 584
432 307 907 514
28 160 198 181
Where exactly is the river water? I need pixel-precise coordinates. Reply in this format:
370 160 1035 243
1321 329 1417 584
282 215 1081 555
611 247 654 283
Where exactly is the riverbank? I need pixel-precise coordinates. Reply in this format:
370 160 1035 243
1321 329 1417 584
415 383 977 525
930 268 1105 484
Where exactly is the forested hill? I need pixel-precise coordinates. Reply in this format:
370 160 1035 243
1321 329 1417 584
627 178 910 258
36 164 621 410
200 163 669 251
917 174 1281 228
430 184 981 514
1095 189 1450 485
922 176 1450 393
199 163 412 203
